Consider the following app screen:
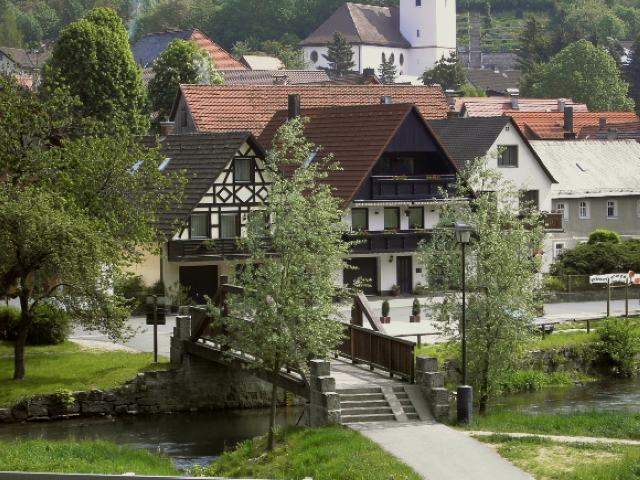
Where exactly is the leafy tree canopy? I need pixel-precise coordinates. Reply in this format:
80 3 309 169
422 51 466 90
149 39 223 120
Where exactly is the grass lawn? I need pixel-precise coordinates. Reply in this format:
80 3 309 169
529 331 597 350
0 440 178 475
479 435 640 480
0 341 169 407
468 410 640 440
198 426 421 480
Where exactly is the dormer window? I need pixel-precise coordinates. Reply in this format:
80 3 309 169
417 29 421 38
190 213 209 239
234 157 253 183
416 0 422 5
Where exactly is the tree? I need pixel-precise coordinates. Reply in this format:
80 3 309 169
627 36 640 115
422 52 465 90
0 75 182 380
418 158 544 414
323 32 355 75
517 16 551 72
525 40 634 112
149 39 223 120
222 117 347 451
41 7 149 135
378 56 397 84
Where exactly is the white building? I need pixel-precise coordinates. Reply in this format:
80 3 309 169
300 1 456 82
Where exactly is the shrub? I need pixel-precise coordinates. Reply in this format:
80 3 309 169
551 240 640 276
413 283 428 295
597 318 640 377
381 300 390 318
412 298 421 316
114 275 148 314
588 229 621 245
544 276 566 292
0 304 70 345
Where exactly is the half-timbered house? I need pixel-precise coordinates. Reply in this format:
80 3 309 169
133 132 269 303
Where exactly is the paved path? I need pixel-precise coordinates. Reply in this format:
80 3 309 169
468 430 640 446
353 422 532 480
331 358 407 389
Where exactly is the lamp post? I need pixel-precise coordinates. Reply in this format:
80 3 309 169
454 221 474 424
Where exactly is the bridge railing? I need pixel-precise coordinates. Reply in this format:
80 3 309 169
337 324 415 383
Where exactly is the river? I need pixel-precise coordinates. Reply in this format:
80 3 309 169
0 407 304 470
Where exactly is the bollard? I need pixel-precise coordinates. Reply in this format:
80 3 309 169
457 385 473 425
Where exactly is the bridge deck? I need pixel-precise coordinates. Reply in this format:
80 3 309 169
331 358 409 390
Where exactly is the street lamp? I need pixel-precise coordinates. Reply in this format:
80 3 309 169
454 221 474 424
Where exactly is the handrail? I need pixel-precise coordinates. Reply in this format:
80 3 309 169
354 292 386 333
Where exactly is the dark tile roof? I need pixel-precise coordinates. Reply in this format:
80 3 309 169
132 29 245 70
300 2 410 48
429 116 557 182
144 132 263 238
172 84 449 135
258 103 450 206
220 69 330 85
464 69 521 95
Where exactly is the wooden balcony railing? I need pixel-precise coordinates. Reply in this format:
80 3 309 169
167 239 244 261
370 174 456 201
346 230 433 254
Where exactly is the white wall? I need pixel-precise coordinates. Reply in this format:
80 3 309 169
400 0 456 50
343 205 441 231
340 253 427 293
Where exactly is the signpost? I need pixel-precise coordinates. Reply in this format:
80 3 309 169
589 272 640 318
146 295 167 363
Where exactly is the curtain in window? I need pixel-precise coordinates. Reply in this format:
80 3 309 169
220 214 239 239
190 214 208 238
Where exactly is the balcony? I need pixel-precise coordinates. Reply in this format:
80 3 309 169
346 230 433 254
369 175 456 201
167 239 245 262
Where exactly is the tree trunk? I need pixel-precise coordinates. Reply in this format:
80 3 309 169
478 356 490 415
267 380 278 451
14 290 31 380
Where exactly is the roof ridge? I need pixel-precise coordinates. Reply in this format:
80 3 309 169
345 3 365 43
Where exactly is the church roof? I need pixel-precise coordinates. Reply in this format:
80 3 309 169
300 3 410 48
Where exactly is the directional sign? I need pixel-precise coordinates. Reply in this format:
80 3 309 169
589 273 635 285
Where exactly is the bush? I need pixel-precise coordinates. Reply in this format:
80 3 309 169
114 275 148 314
551 240 640 276
597 318 640 377
381 300 390 317
588 229 621 245
412 298 421 316
0 304 71 345
544 276 566 292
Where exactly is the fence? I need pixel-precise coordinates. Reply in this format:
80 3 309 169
336 324 415 383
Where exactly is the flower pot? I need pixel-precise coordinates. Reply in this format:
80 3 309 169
380 316 391 324
410 315 421 323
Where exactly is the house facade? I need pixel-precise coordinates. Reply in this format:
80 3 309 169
300 1 456 80
531 140 640 263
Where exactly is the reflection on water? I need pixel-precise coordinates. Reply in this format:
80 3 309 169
492 378 640 414
0 407 304 470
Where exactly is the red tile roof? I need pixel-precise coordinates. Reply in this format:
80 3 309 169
188 29 246 71
509 112 640 140
454 97 588 117
258 103 454 206
173 84 449 135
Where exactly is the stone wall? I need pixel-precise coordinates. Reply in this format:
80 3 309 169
415 356 451 421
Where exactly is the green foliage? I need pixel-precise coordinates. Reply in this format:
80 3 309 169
495 369 575 394
627 36 640 116
0 304 71 345
0 307 20 341
419 157 545 413
198 426 421 480
149 39 223 121
596 318 640 376
323 32 355 75
412 298 421 316
524 40 635 111
41 7 149 135
378 56 397 84
0 439 178 475
551 240 640 276
113 275 148 314
544 276 566 292
232 38 306 70
588 229 621 245
459 83 487 97
381 300 390 318
422 51 465 89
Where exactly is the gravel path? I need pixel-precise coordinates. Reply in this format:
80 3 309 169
468 430 640 446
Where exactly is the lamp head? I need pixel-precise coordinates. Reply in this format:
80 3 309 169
454 221 474 244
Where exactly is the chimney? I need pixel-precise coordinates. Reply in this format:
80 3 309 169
380 95 393 105
558 99 566 112
159 121 175 136
599 117 607 130
564 105 574 134
508 89 519 110
363 67 375 77
273 74 289 85
288 94 301 119
607 128 619 140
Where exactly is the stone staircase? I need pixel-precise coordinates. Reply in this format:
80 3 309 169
338 386 420 424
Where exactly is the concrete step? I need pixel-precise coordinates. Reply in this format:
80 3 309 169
341 406 394 416
342 413 397 423
406 412 420 421
341 400 389 408
337 387 382 395
339 393 385 402
403 406 417 414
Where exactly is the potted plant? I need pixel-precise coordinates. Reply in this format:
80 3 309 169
391 284 401 296
410 298 421 323
380 300 391 324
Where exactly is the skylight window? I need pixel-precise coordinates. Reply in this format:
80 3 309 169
159 157 172 171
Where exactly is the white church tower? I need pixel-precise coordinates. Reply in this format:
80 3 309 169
400 0 457 77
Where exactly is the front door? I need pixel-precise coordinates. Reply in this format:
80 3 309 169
179 265 219 304
344 258 378 295
396 256 413 295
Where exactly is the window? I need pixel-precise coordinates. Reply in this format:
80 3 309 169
382 52 386 62
310 50 318 63
220 213 239 239
637 199 640 218
553 242 566 260
190 213 208 239
555 202 568 220
399 53 404 66
234 158 252 183
351 208 368 231
578 201 590 219
389 53 395 64
498 145 518 167
417 29 421 38
384 208 400 230
416 0 422 5
408 207 424 230
607 200 618 219
521 190 539 210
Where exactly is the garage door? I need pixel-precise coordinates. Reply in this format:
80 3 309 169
343 258 378 295
179 265 219 304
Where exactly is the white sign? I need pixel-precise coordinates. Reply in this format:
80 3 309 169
589 272 639 285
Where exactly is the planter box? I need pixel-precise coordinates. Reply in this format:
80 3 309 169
380 316 391 324
410 315 421 323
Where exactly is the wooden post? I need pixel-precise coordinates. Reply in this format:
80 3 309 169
350 326 356 364
417 334 422 349
607 280 611 318
586 318 591 334
626 283 629 318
